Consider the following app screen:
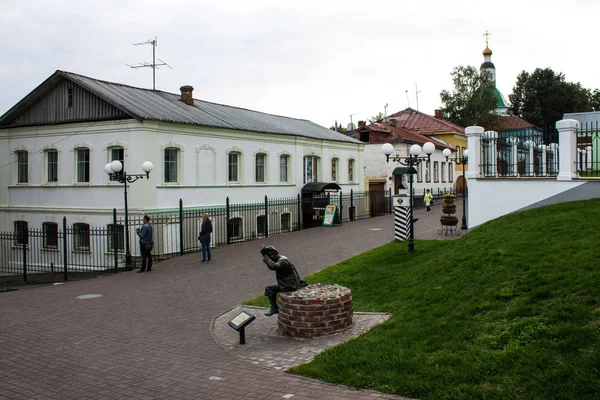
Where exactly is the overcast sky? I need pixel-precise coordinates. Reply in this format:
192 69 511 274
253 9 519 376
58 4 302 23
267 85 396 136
1 0 598 129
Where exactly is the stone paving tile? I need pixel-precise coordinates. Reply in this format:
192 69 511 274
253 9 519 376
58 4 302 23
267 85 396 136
213 305 391 371
0 207 470 400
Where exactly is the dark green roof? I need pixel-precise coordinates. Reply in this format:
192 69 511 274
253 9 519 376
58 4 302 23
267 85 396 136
493 87 509 109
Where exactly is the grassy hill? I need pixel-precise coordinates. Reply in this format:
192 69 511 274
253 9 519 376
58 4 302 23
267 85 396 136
245 199 600 399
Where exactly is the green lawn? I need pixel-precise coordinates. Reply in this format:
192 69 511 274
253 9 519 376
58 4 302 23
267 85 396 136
244 199 600 399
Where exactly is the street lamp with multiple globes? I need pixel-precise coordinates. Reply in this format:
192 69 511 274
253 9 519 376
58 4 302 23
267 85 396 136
381 141 435 252
104 160 154 270
442 148 468 230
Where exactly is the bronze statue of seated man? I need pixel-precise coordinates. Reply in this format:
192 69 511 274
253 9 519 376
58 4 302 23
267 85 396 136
261 245 308 316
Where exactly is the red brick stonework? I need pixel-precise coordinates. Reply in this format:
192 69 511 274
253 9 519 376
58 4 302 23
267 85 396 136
277 284 353 338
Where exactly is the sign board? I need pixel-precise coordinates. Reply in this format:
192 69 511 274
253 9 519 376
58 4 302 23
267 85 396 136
227 310 256 345
392 195 410 208
322 205 341 227
227 311 255 331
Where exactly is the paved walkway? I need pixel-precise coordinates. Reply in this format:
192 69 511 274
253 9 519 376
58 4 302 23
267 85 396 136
0 201 466 400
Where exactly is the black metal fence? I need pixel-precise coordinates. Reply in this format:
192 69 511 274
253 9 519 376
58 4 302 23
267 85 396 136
1 190 398 282
480 126 560 178
576 121 600 178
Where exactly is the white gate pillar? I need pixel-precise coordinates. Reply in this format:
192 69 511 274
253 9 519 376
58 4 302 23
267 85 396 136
556 119 580 181
465 126 484 179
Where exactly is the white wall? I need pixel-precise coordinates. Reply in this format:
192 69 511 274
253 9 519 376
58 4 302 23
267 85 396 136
0 120 364 230
467 179 585 228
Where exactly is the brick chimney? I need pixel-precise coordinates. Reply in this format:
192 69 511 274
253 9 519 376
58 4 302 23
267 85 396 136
180 85 194 106
434 109 443 119
358 120 366 128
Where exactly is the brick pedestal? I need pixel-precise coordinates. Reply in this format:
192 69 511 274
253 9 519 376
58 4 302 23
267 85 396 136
277 284 353 338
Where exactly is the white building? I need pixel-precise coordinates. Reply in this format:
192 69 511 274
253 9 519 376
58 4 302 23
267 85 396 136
0 70 364 233
350 110 463 197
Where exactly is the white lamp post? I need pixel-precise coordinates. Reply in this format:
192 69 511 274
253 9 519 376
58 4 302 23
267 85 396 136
381 142 435 252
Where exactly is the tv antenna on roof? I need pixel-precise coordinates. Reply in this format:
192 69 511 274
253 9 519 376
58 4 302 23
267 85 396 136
415 83 421 111
126 36 172 90
348 112 357 131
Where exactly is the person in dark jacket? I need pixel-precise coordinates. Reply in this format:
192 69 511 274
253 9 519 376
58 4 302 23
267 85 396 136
261 245 308 316
199 213 213 264
136 215 153 273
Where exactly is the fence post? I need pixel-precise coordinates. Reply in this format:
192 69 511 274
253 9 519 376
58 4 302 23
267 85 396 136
389 187 392 214
226 197 231 245
556 119 580 181
179 198 184 256
297 194 301 231
339 191 343 225
113 208 118 273
22 227 27 282
350 189 354 221
264 195 269 238
63 216 68 282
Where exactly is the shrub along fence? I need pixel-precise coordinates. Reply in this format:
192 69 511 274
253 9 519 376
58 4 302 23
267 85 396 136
0 189 404 282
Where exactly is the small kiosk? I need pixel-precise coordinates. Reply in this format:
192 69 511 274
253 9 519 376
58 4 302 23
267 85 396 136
301 182 342 229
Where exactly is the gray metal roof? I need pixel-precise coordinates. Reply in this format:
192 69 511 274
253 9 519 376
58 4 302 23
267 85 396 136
1 70 361 144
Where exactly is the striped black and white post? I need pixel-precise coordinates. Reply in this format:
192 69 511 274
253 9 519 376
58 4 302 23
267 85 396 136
393 196 411 241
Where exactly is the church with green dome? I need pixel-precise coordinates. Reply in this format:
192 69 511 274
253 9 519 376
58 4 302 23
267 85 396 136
480 32 509 115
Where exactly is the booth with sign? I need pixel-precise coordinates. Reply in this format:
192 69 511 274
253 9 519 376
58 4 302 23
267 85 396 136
301 182 341 229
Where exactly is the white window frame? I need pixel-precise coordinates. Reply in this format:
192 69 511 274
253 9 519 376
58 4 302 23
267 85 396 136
107 223 125 251
425 161 431 183
347 158 355 183
43 222 59 249
16 150 28 184
416 163 423 183
255 153 267 183
228 151 241 183
279 154 290 183
45 149 59 183
164 147 180 184
229 217 243 240
75 147 90 183
73 223 90 251
256 215 267 237
433 161 439 183
109 146 125 178
281 212 291 232
14 220 28 246
449 162 454 183
303 156 319 184
331 157 338 182
441 162 447 183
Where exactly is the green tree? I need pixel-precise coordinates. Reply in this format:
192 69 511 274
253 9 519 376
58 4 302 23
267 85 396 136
591 89 600 111
368 112 384 124
440 65 498 128
509 68 594 127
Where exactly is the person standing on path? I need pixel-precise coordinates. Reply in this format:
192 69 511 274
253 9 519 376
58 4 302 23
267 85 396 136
136 215 153 272
424 189 433 214
199 213 213 264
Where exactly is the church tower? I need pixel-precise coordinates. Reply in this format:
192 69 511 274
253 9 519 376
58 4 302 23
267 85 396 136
479 30 508 115
480 30 496 84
